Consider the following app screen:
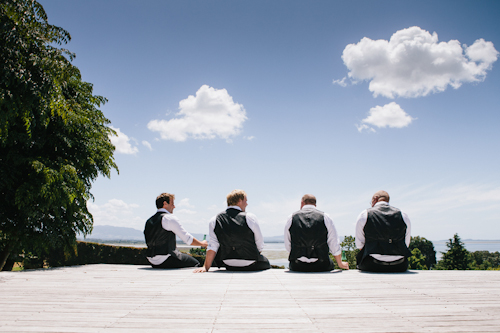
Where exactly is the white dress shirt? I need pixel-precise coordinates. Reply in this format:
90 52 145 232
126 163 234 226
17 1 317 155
207 206 264 267
147 208 194 265
355 201 411 262
284 205 342 263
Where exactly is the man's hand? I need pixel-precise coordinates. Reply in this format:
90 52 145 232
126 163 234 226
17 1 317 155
193 249 216 273
193 266 208 273
334 254 349 270
338 261 349 270
191 238 208 248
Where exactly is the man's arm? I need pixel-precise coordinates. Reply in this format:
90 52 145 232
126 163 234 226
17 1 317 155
324 214 349 270
402 212 411 247
193 250 216 273
284 215 293 253
333 254 349 270
191 238 208 248
246 213 264 252
163 214 194 245
355 210 368 249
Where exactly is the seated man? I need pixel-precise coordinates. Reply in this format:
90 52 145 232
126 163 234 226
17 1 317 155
285 194 348 272
144 193 207 268
194 189 270 272
355 190 412 272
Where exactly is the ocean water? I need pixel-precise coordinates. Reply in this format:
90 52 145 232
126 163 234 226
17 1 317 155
262 240 500 267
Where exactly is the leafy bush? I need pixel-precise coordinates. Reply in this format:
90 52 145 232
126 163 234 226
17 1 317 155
408 248 428 270
434 234 471 270
332 235 359 269
409 236 436 269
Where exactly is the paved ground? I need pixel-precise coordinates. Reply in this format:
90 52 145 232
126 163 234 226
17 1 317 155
1 264 499 333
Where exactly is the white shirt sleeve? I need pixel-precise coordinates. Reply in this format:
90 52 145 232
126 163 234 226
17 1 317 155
162 213 193 245
402 212 411 247
284 214 293 253
207 216 219 253
246 213 264 252
355 210 368 249
324 213 341 256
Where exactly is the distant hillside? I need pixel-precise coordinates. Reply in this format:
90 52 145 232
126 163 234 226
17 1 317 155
78 225 144 241
264 235 284 243
78 225 284 243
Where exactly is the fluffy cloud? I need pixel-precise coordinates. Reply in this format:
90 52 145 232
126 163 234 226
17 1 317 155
176 198 195 209
142 140 152 151
147 85 247 142
87 199 143 229
341 26 499 98
357 102 414 132
109 126 139 154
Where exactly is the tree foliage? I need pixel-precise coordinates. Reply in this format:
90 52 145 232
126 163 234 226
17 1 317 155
469 251 500 270
434 234 471 270
408 248 428 270
0 0 118 270
332 235 359 269
409 236 436 269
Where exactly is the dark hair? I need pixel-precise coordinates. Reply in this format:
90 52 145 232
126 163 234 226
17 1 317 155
156 193 175 209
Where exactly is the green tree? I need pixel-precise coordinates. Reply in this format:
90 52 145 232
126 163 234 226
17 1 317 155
332 235 359 269
409 236 436 269
469 251 500 270
0 0 118 270
408 248 428 270
435 234 471 270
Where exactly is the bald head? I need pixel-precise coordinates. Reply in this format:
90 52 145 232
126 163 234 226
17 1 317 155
371 190 390 206
301 194 316 207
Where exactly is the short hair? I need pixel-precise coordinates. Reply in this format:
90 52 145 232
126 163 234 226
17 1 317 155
372 190 390 203
227 189 247 206
156 193 175 209
301 194 316 205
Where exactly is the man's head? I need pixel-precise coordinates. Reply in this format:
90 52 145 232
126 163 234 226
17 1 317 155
156 193 175 212
371 190 390 207
227 189 247 211
301 194 316 208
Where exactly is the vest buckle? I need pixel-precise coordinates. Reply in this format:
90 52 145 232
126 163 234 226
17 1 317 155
388 239 392 243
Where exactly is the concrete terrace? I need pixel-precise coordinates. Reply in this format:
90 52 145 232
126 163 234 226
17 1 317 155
1 265 499 333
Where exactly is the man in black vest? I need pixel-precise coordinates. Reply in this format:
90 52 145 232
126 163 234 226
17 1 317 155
194 189 270 272
285 194 349 272
144 193 207 268
355 190 412 272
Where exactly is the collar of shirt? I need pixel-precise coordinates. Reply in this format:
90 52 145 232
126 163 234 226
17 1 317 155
374 201 389 207
227 206 242 211
302 204 317 210
157 208 170 214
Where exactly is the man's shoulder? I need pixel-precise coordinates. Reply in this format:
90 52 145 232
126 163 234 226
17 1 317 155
294 206 324 215
147 211 164 220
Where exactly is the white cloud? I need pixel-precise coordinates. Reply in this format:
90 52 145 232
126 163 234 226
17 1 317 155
245 136 255 141
341 26 499 98
142 140 152 151
332 76 348 87
175 209 197 215
356 124 376 133
358 102 415 131
393 182 500 239
87 199 143 229
147 85 247 142
176 198 195 209
109 126 139 155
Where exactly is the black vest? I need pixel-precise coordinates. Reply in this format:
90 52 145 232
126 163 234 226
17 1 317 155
214 208 260 262
144 212 182 259
358 204 412 263
288 208 330 263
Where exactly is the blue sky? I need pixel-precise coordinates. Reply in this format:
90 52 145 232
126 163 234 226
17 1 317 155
40 0 500 241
